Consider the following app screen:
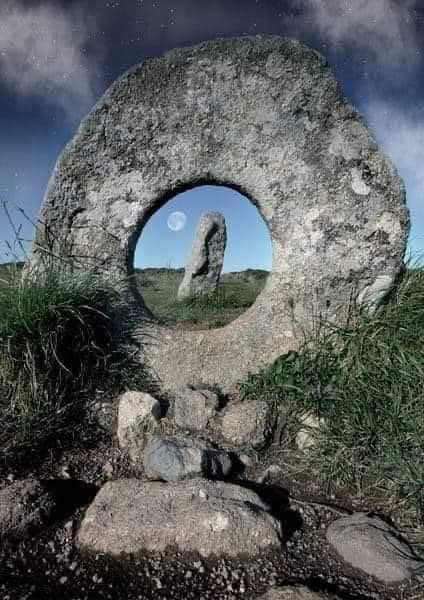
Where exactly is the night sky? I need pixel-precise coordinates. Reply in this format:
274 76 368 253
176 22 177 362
0 0 423 272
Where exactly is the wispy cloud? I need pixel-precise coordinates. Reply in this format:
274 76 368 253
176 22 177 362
361 97 424 213
0 0 105 122
290 0 421 78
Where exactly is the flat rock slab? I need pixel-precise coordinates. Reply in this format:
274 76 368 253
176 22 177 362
29 34 409 395
257 586 335 600
77 478 282 558
326 512 424 583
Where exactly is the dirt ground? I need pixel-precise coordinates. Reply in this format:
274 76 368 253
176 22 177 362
0 420 423 600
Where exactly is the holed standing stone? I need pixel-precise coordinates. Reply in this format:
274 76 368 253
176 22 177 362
27 34 410 395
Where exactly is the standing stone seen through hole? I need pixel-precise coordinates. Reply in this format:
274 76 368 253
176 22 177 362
133 183 272 331
178 212 227 300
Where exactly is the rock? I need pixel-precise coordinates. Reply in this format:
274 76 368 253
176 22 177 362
177 212 226 300
326 512 424 583
0 478 57 539
76 478 282 558
256 464 284 485
258 586 331 599
59 465 72 479
295 411 325 451
143 434 233 481
220 400 272 448
173 385 220 431
117 391 162 453
102 461 114 479
238 454 255 468
28 35 409 397
356 274 396 317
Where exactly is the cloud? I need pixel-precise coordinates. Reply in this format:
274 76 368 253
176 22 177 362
290 0 421 78
0 0 105 122
360 96 424 211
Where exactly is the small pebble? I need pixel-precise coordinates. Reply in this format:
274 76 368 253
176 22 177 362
102 461 114 477
153 577 162 589
60 465 71 479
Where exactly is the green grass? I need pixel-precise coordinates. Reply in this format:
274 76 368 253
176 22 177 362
239 255 424 527
0 257 159 469
135 267 268 328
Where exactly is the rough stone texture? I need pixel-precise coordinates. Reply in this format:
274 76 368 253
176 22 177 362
116 391 162 452
178 212 226 300
355 274 395 316
220 399 272 448
0 478 57 539
295 411 326 451
173 385 220 431
258 586 332 600
143 434 233 481
76 478 282 557
28 34 409 396
326 512 424 583
256 464 284 485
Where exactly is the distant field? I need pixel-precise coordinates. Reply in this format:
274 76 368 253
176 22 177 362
133 266 269 328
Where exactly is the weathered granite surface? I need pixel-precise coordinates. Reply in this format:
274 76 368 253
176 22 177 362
178 211 226 300
28 34 409 395
76 478 282 558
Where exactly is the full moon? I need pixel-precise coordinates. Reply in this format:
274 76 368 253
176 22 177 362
167 211 187 232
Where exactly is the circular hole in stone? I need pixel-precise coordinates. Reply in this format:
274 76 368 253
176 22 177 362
133 185 272 331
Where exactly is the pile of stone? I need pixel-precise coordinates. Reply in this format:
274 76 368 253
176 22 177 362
115 387 274 481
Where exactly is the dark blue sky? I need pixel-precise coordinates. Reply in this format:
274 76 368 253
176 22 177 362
1 0 423 272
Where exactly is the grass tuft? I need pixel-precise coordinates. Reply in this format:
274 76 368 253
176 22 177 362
239 254 424 525
0 255 158 469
